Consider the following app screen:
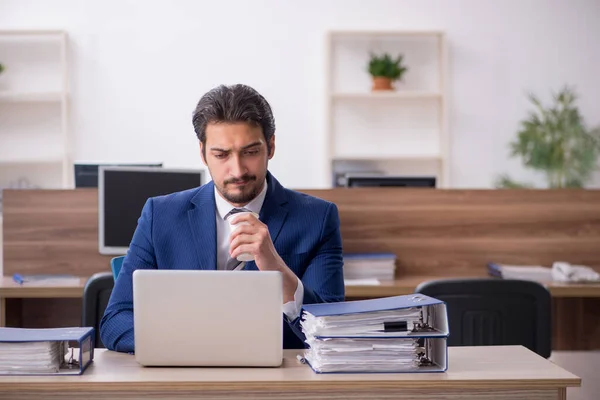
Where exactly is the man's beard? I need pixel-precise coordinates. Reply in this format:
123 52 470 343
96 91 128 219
219 174 262 204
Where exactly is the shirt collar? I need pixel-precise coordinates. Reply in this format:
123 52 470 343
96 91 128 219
214 180 268 220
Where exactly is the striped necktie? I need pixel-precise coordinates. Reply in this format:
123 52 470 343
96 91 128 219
224 207 250 270
224 207 251 221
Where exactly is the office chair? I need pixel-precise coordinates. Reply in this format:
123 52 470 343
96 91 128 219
82 272 114 349
111 256 125 280
415 278 552 358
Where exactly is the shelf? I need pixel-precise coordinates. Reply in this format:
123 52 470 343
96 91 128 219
0 30 66 36
0 91 64 103
332 91 441 100
0 30 70 189
333 155 443 161
0 158 64 165
326 29 448 188
330 30 444 38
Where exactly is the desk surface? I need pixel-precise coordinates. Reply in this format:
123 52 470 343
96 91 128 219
2 275 600 299
0 346 580 393
0 276 85 298
345 276 600 298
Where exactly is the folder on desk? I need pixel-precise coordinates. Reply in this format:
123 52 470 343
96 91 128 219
300 294 449 373
0 327 95 375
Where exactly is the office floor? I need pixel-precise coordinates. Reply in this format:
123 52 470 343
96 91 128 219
550 351 600 400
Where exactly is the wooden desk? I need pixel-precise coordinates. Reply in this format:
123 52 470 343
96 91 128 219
0 346 581 400
0 277 85 327
344 277 600 299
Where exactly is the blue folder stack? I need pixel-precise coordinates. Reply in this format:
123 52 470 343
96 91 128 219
0 327 94 375
299 294 449 373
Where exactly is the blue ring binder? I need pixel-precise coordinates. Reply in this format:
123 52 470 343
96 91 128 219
0 327 95 375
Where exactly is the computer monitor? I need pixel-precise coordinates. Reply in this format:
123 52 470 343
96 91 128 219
345 175 436 188
98 166 204 255
74 162 163 188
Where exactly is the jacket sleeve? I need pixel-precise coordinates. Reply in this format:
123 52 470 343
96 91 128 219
286 202 345 342
99 198 157 352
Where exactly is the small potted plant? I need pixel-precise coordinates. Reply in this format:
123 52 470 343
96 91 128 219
367 52 408 91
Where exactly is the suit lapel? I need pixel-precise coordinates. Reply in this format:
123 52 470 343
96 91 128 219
259 172 289 247
188 181 217 270
244 174 288 272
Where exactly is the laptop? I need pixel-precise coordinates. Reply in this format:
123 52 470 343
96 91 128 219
132 269 283 367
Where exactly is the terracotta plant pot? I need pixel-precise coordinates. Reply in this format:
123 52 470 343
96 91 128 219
372 76 393 91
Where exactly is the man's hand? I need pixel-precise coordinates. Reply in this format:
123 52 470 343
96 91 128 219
229 214 298 302
229 214 282 271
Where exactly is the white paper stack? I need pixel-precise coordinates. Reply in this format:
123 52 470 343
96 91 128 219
0 341 67 374
301 308 423 338
300 294 450 374
487 263 553 281
343 253 396 281
0 327 95 375
304 337 423 373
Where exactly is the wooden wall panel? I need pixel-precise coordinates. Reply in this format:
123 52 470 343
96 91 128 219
3 189 112 277
301 188 600 276
3 188 600 278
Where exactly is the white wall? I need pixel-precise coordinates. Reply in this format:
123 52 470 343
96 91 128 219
1 0 599 189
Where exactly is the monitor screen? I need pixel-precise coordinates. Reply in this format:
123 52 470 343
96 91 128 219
346 175 436 188
74 162 163 188
99 167 204 255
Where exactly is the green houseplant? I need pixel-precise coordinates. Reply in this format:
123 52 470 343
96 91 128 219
0 63 4 74
367 52 408 91
496 86 600 188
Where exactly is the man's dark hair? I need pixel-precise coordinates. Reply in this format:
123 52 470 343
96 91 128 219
192 84 275 156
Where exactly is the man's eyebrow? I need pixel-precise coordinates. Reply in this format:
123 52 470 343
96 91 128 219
241 141 262 150
209 141 263 152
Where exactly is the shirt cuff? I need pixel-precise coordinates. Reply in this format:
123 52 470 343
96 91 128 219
282 277 304 321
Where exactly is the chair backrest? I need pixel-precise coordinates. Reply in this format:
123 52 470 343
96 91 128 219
82 272 114 348
110 256 125 280
415 278 551 358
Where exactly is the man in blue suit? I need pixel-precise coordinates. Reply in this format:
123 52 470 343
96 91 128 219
100 84 345 352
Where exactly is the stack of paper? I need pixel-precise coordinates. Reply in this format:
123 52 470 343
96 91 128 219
300 294 449 373
301 308 423 337
0 327 95 375
343 253 396 281
488 262 600 283
304 337 423 373
487 263 553 281
0 341 67 374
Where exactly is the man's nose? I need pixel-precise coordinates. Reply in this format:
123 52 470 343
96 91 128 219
229 155 246 178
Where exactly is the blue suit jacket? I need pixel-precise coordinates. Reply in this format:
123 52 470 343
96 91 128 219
100 172 345 352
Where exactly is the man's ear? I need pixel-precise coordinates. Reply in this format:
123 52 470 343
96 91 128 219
200 142 208 166
268 136 275 160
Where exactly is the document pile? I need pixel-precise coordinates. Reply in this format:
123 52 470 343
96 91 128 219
0 327 95 375
487 263 553 282
488 261 600 283
343 253 396 281
300 294 449 373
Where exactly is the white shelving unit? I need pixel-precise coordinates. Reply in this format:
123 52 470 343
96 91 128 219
325 30 449 187
0 30 70 197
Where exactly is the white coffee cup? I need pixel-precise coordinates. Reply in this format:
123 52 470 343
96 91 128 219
226 211 259 262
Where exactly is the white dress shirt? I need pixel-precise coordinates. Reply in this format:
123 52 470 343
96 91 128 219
214 182 304 321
